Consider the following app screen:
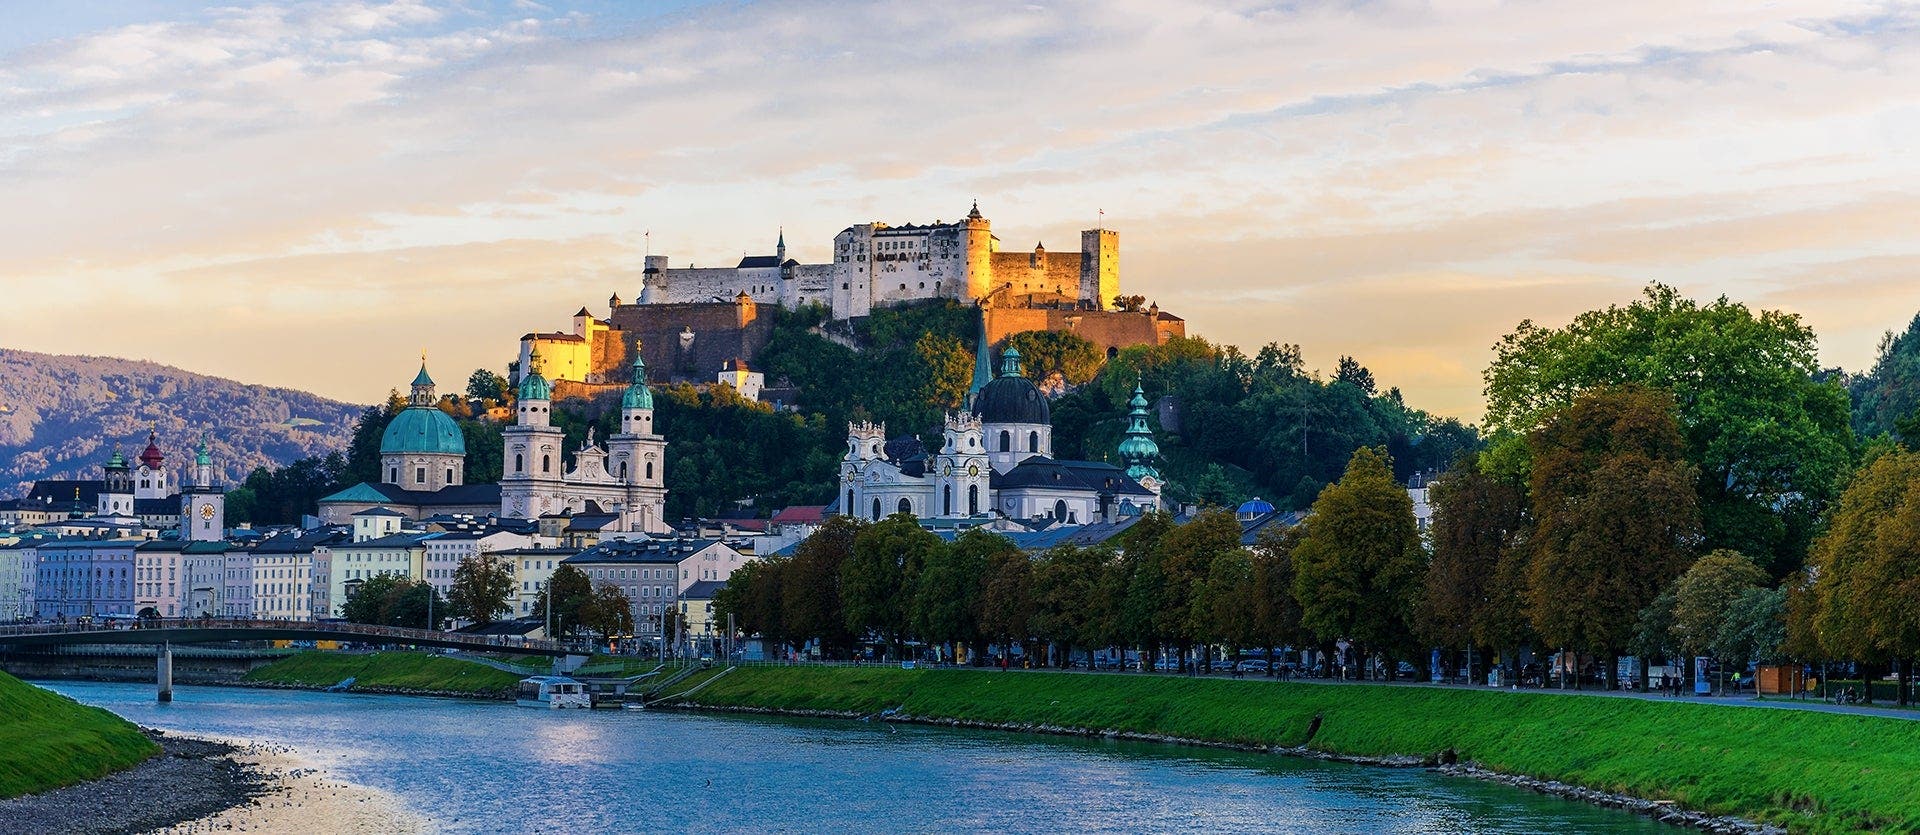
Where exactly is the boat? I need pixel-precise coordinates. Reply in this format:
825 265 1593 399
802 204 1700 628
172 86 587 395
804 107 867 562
515 675 591 709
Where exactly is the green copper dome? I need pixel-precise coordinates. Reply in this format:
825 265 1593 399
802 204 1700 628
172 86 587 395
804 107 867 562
1119 381 1160 482
195 437 212 467
519 350 553 401
411 362 434 388
380 405 466 456
622 355 653 410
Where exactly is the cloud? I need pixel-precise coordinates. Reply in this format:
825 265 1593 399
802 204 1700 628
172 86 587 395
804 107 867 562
1 0 1916 418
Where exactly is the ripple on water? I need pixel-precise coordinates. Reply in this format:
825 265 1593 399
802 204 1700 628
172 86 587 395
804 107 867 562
38 681 1670 834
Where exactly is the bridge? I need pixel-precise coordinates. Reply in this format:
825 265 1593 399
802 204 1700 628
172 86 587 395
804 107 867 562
0 619 577 701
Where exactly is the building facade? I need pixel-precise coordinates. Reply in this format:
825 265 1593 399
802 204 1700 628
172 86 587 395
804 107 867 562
499 354 668 532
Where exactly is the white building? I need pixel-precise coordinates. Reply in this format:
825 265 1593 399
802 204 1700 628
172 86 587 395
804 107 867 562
497 546 581 618
420 530 533 601
500 353 668 532
716 359 765 402
0 542 36 621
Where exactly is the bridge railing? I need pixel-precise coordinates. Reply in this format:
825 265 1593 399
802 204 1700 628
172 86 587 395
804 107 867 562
0 618 568 655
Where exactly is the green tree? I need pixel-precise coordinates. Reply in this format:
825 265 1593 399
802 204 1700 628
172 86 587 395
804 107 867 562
783 516 861 656
1485 283 1852 572
714 557 787 650
980 547 1034 664
1801 448 1920 705
1670 550 1770 658
1032 544 1108 667
339 573 410 626
842 514 941 654
911 529 991 658
1005 330 1103 388
1418 454 1526 664
533 565 595 639
1250 526 1306 673
467 368 511 404
1525 387 1701 687
1292 447 1426 679
582 582 636 643
913 332 974 411
1156 508 1244 670
1715 587 1787 670
1197 549 1256 664
447 554 515 625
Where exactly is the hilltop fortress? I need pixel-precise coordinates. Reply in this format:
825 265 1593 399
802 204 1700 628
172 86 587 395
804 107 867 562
520 203 1183 391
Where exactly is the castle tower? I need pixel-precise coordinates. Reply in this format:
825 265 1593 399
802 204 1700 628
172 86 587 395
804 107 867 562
608 353 669 533
1119 381 1163 497
98 449 134 516
776 228 786 263
640 255 669 304
135 431 171 500
1080 227 1119 310
181 437 225 541
961 201 995 305
936 412 990 517
500 350 567 519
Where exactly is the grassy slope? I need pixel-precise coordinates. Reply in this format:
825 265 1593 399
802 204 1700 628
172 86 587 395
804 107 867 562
0 671 158 798
685 667 1920 834
243 651 524 696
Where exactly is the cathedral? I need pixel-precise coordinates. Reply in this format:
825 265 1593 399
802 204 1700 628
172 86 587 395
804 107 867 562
318 357 669 532
499 351 669 532
838 323 1162 526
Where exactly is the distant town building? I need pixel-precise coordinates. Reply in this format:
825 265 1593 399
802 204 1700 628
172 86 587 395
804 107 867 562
561 538 752 641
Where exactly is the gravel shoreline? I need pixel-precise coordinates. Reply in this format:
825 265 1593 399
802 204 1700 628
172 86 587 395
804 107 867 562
0 731 264 835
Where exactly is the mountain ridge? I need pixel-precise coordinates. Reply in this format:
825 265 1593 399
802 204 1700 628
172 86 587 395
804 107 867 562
0 348 362 496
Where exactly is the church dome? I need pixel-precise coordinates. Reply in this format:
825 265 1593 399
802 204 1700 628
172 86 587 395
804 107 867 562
622 355 653 410
381 406 465 456
139 432 164 470
974 347 1050 426
1237 497 1275 517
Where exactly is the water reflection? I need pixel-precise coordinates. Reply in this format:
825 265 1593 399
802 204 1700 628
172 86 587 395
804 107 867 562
42 681 1666 834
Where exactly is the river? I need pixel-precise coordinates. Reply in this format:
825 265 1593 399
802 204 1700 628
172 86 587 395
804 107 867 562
41 681 1664 833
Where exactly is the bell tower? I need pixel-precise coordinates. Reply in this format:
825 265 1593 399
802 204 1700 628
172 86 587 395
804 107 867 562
181 437 225 541
607 353 669 533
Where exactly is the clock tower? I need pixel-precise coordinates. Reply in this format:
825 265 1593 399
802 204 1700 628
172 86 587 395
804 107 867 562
180 437 225 542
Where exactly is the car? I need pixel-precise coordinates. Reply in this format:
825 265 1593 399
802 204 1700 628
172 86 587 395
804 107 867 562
1236 659 1270 673
1395 661 1419 677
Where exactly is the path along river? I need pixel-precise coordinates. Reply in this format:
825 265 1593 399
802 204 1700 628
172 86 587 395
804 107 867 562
42 681 1666 834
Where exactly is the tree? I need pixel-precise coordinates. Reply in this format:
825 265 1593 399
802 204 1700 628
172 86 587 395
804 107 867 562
1849 313 1920 440
1801 447 1920 705
1417 454 1527 681
1525 387 1701 687
979 546 1035 664
339 573 411 626
1005 330 1103 389
1250 526 1306 673
533 564 595 639
842 514 941 654
714 557 787 650
1197 549 1256 663
582 583 636 643
1292 447 1426 678
1156 508 1244 670
467 368 511 404
783 516 861 656
913 332 974 411
1670 550 1770 659
1334 356 1376 396
1033 544 1108 667
1714 587 1787 670
910 530 990 657
447 554 515 626
1485 283 1852 572
1112 294 1147 313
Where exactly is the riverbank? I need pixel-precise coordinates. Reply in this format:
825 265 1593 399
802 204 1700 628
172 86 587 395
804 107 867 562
671 666 1920 834
240 650 524 698
0 670 157 799
0 731 260 834
150 738 428 835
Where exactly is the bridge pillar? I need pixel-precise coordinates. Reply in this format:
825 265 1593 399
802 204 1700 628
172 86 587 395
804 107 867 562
157 642 173 703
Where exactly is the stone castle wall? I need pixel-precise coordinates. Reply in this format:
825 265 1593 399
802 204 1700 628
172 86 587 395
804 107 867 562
984 308 1185 358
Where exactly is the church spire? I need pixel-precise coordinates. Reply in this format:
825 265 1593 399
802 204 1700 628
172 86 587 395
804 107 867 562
1119 380 1161 484
410 353 436 407
967 309 993 408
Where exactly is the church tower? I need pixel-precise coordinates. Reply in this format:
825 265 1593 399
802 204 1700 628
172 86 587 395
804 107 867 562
135 431 170 500
935 413 990 517
98 449 134 516
380 361 465 491
1119 381 1163 499
500 350 566 519
181 437 225 541
607 354 669 533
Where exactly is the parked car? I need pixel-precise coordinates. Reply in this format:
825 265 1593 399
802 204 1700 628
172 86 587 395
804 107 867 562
1236 659 1270 673
1396 661 1418 677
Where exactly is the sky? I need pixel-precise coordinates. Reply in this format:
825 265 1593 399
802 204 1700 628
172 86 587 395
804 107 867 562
2 0 1918 421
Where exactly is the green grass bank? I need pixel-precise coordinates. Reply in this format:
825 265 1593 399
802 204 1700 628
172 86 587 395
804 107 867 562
682 667 1920 834
242 651 525 697
0 671 158 798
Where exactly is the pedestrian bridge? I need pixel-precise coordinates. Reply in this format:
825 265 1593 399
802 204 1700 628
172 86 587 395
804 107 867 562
0 619 570 657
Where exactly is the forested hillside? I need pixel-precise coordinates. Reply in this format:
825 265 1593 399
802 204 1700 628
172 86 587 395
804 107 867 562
0 349 359 496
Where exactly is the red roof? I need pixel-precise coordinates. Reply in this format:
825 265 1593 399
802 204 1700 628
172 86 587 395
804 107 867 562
138 432 164 470
771 505 828 524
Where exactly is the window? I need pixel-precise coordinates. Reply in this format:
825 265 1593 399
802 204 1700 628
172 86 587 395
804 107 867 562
619 462 628 479
968 485 979 516
646 462 654 479
416 467 426 484
1029 431 1039 452
871 498 882 521
389 467 398 482
1054 500 1067 521
514 453 523 472
897 497 912 515
446 468 455 484
943 485 953 516
542 455 551 473
999 431 1011 452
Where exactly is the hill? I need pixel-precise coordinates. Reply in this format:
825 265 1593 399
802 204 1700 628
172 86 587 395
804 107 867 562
0 349 360 496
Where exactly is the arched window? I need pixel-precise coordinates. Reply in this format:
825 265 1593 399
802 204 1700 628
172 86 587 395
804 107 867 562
871 498 882 521
968 485 979 516
619 462 628 480
445 468 454 484
514 453 523 472
1054 499 1067 521
646 461 654 479
1029 431 1039 452
542 454 551 473
847 490 855 512
943 484 953 516
898 497 912 515
999 430 1011 452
